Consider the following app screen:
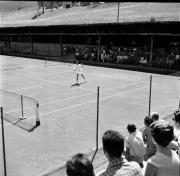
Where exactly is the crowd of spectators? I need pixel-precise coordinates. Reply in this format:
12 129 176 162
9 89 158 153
66 111 180 176
63 45 180 70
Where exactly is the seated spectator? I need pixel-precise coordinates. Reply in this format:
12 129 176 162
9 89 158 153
100 130 143 176
151 112 179 151
173 109 180 157
66 153 95 176
145 121 180 176
139 56 148 66
125 124 145 168
143 116 157 160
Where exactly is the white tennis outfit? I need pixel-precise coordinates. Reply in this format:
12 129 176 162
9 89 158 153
74 64 84 74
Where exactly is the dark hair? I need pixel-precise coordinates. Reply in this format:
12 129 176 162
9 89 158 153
174 109 180 124
150 121 174 147
102 130 124 158
144 116 153 127
127 124 136 133
151 113 159 121
66 153 95 176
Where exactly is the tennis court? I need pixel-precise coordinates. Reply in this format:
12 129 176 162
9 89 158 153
0 55 180 176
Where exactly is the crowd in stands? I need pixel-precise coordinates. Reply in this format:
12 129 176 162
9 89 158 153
63 45 180 70
65 111 180 176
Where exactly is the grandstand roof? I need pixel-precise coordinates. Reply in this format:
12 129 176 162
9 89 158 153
0 21 180 36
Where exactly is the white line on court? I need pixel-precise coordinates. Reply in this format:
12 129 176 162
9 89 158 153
1 67 73 80
26 75 95 93
40 78 148 106
39 84 154 118
10 85 44 92
4 77 148 114
0 82 159 128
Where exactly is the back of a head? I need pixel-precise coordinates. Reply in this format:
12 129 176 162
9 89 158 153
150 121 174 147
144 116 153 127
102 130 124 158
151 112 159 122
127 124 136 133
174 109 180 124
66 153 95 176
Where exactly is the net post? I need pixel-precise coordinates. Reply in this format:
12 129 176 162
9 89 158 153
19 95 26 120
91 86 99 163
35 101 40 126
148 75 152 116
1 107 7 176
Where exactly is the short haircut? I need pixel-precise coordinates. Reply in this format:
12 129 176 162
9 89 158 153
127 124 136 133
144 116 153 127
66 153 95 176
102 130 124 158
150 121 174 147
174 109 180 124
151 112 159 121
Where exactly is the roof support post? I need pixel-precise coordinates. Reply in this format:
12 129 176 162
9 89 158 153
97 35 101 62
149 35 154 66
60 35 62 57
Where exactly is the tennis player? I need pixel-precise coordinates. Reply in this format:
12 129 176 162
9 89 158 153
73 60 87 84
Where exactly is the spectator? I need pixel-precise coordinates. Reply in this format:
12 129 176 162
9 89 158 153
173 109 180 157
125 124 145 168
151 112 178 151
100 50 106 63
143 116 157 160
100 130 143 176
145 121 180 176
151 112 160 123
139 56 148 66
66 153 95 176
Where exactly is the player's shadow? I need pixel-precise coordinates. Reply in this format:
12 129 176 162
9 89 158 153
70 82 86 87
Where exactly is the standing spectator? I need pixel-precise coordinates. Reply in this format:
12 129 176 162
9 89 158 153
100 130 143 176
173 109 180 157
143 116 157 160
145 121 180 176
100 50 106 63
125 124 145 168
66 153 95 176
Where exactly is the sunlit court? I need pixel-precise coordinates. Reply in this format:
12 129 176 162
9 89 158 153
0 55 180 176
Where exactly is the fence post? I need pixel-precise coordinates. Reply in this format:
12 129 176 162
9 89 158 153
91 86 99 163
1 107 7 176
148 75 152 116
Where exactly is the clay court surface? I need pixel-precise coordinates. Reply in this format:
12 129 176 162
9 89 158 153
0 55 180 176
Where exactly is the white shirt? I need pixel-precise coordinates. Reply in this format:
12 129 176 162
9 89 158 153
148 150 180 176
125 130 145 157
74 64 83 74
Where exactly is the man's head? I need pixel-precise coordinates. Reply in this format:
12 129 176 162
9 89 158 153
102 130 124 160
144 116 153 127
66 153 95 176
151 112 159 122
127 124 136 134
150 121 174 147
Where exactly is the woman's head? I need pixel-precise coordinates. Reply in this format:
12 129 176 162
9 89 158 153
150 121 174 147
